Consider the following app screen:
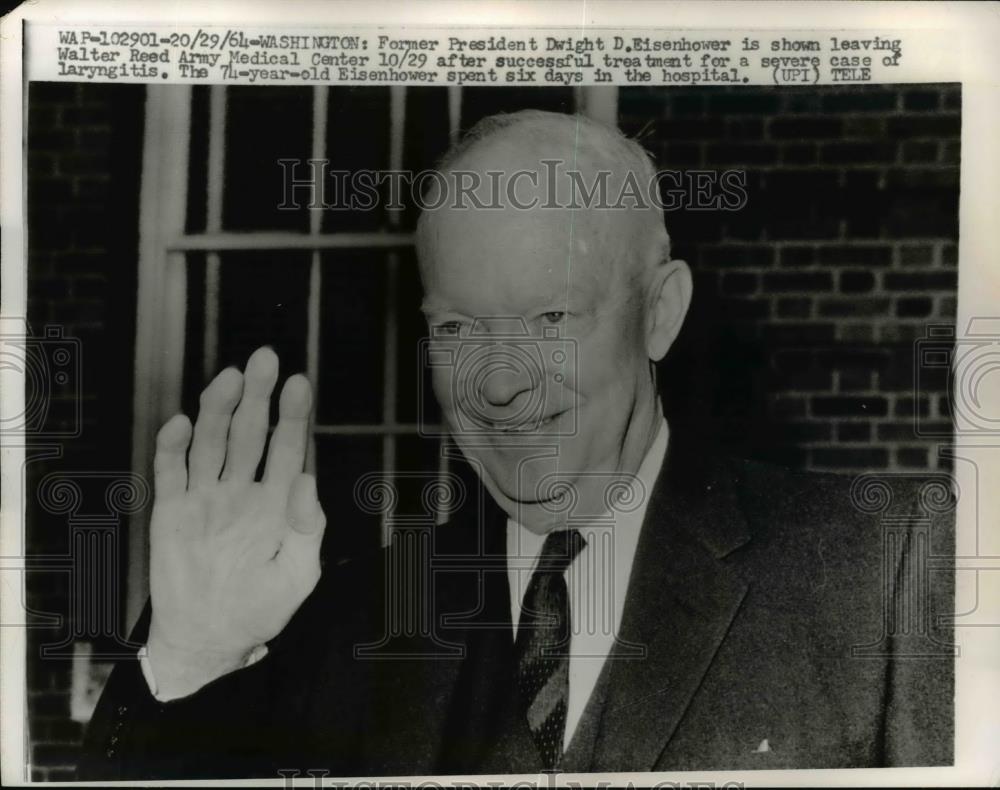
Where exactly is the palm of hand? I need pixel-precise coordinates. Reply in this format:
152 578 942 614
150 479 314 653
145 348 325 687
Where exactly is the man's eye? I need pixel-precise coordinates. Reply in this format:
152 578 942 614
542 311 567 324
435 321 462 336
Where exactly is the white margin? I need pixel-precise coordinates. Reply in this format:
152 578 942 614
2 1 999 787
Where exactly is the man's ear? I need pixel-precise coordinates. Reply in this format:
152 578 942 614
645 259 693 362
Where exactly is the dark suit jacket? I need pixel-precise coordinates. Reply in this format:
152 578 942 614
78 437 954 779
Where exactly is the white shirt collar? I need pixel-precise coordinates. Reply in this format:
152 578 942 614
505 416 669 749
506 415 669 632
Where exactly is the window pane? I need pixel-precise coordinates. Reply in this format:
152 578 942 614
223 86 312 231
181 251 207 413
215 250 310 423
321 86 391 233
316 249 386 424
399 87 451 230
394 249 437 425
185 86 210 234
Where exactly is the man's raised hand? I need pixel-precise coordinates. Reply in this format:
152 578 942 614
145 347 326 699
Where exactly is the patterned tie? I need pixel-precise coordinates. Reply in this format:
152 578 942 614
514 528 586 769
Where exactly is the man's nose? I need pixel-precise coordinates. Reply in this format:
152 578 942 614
478 353 536 409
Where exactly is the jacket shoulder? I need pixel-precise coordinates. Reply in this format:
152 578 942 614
723 455 954 647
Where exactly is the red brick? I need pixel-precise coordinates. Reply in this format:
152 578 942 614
839 270 875 293
901 141 938 164
812 396 889 417
896 297 934 318
781 143 817 165
895 396 930 418
898 245 934 267
837 422 871 441
812 447 889 469
770 117 842 139
887 115 960 138
842 117 885 138
776 298 812 318
779 246 816 267
817 245 892 267
820 142 896 165
817 298 890 317
763 272 833 291
822 91 897 112
940 244 958 266
903 90 940 112
884 272 957 291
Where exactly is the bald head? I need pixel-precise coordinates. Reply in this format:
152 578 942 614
416 110 671 290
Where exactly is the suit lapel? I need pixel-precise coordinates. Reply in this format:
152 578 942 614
433 497 543 774
593 439 752 772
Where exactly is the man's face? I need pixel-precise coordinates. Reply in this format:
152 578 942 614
419 144 660 530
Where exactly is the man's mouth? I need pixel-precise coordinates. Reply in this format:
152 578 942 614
490 409 568 433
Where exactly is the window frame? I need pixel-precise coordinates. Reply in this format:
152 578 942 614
127 84 618 628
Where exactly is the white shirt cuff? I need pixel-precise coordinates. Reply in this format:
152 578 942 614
138 643 269 702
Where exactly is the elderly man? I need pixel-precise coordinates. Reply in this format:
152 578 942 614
80 111 952 779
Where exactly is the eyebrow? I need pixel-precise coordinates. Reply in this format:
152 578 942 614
419 300 461 316
420 285 582 315
419 298 575 318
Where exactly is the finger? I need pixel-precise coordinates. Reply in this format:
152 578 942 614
154 414 192 500
275 473 326 588
189 367 244 489
285 473 325 536
221 347 279 482
263 374 312 489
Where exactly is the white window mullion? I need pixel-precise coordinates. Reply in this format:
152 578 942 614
439 86 463 523
167 230 414 252
381 86 406 546
203 85 227 383
576 86 619 125
128 86 192 629
447 85 462 144
305 85 329 475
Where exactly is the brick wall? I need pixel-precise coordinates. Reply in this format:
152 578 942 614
26 82 144 781
619 84 959 471
23 82 959 779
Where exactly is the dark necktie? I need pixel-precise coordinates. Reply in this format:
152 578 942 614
513 528 586 769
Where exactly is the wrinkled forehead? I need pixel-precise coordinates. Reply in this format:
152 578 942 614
420 202 623 311
444 130 637 214
418 136 638 288
420 211 607 318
